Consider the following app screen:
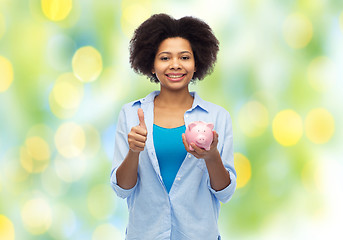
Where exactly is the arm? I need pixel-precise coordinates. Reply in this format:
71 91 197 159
116 150 140 189
116 108 147 189
182 131 231 191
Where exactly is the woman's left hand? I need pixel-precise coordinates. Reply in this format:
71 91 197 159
182 131 219 161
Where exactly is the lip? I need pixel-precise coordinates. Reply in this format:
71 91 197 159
165 73 186 82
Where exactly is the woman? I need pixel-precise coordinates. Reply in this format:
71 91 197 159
111 13 237 240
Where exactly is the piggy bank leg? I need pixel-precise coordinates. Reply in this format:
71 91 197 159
189 145 194 151
205 146 211 151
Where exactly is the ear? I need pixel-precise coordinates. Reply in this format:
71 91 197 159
151 67 155 75
207 123 214 130
188 122 197 131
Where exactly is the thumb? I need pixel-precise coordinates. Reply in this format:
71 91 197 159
137 108 146 129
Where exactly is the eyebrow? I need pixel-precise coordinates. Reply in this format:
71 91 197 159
157 51 193 56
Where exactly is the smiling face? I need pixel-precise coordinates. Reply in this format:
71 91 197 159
152 37 196 91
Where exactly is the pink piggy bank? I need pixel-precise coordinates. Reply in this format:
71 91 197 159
185 121 214 151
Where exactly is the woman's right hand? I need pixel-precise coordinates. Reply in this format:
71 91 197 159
128 108 147 152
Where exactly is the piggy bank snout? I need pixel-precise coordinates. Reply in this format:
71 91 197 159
195 134 206 144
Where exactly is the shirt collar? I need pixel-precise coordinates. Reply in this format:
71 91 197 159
132 91 209 113
189 91 209 113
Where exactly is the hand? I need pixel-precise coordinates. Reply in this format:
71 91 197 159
128 108 147 152
182 131 219 161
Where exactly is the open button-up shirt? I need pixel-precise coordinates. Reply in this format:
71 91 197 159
111 91 237 240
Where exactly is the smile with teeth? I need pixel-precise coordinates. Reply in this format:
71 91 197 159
166 74 186 81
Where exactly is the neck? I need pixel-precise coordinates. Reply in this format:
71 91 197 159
155 87 193 108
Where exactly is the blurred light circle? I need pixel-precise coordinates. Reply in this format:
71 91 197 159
52 73 84 109
49 72 84 119
72 46 103 82
20 146 49 174
92 224 122 240
121 1 151 38
25 136 50 161
0 215 15 240
238 101 269 137
307 56 337 92
234 153 252 189
272 109 303 146
49 90 78 119
87 184 116 220
283 13 313 49
41 0 72 21
0 13 5 39
55 122 85 158
54 155 87 182
0 56 14 92
305 108 335 144
82 125 101 158
48 204 76 239
21 198 52 235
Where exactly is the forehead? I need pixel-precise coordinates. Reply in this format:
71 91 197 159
157 37 193 54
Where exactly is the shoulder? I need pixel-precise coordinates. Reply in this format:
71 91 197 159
195 92 231 118
208 102 232 126
121 91 159 113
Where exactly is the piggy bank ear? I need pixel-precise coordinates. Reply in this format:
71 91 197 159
188 122 197 131
207 123 214 130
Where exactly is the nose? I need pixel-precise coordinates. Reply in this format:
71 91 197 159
196 135 205 143
170 58 181 70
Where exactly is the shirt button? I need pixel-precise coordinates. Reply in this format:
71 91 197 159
176 177 181 181
185 114 188 118
188 154 191 158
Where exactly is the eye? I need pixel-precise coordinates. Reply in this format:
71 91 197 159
160 56 169 61
181 56 190 60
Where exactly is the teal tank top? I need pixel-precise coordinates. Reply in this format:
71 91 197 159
153 124 187 193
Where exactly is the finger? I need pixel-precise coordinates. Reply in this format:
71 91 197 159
182 134 191 152
191 143 205 154
135 126 148 137
133 133 147 143
137 108 146 129
132 141 146 149
129 139 146 149
130 126 147 138
212 130 219 145
128 130 147 144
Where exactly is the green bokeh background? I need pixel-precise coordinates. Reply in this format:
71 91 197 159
1 0 343 239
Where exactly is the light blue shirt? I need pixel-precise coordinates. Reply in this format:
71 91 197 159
111 91 237 240
153 124 187 193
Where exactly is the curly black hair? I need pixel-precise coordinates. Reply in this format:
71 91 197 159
129 13 219 83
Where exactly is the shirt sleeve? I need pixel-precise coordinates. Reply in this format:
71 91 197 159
208 110 237 203
110 106 138 199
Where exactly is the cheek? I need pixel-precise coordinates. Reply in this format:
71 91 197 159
186 63 196 73
154 63 168 74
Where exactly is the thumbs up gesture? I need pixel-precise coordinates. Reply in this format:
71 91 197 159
128 108 148 152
